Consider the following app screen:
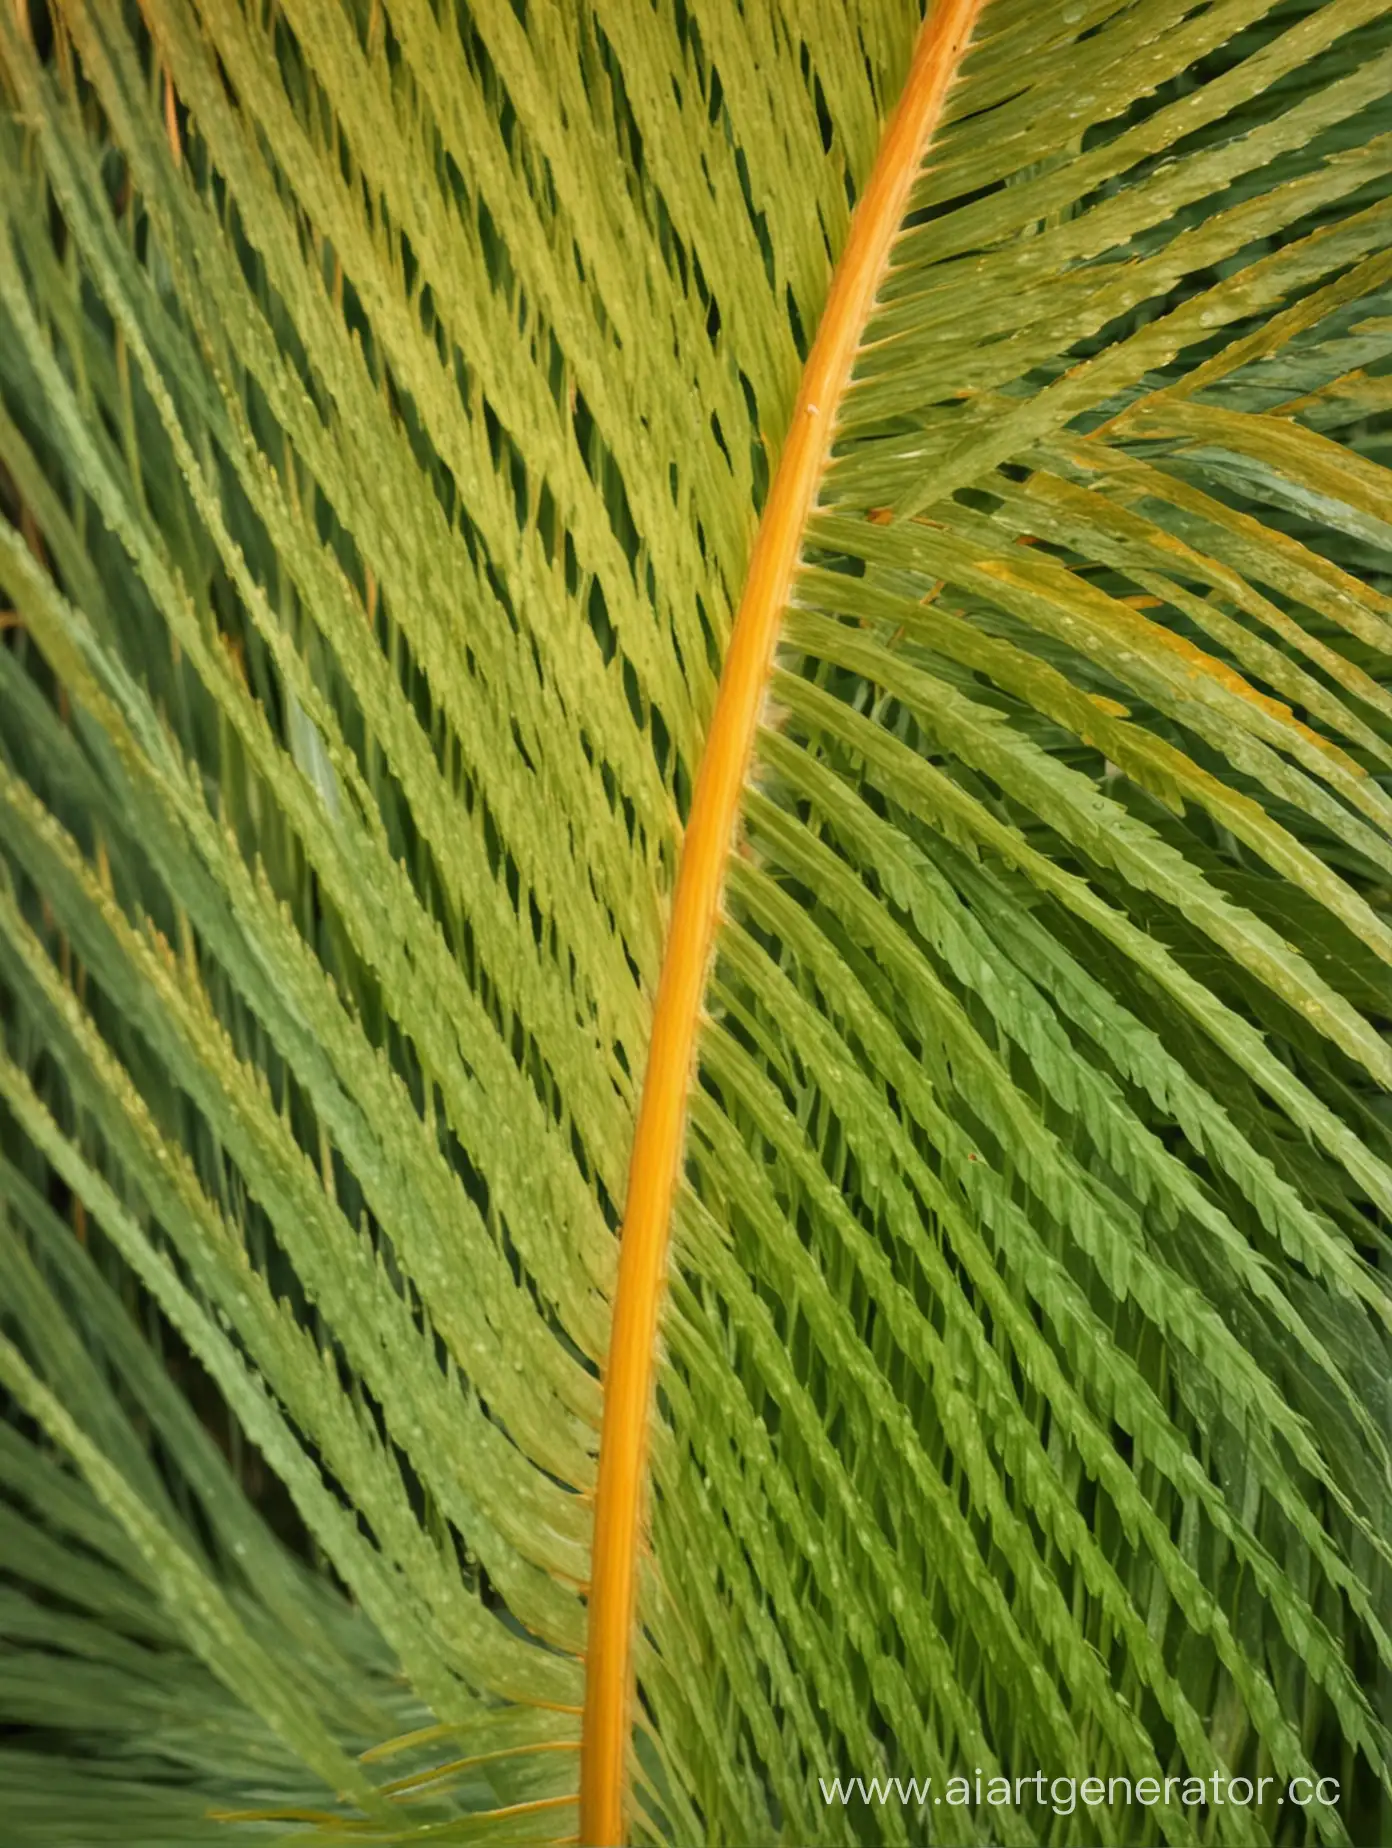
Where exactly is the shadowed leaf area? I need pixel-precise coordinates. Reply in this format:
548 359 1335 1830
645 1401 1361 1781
0 1 1389 1843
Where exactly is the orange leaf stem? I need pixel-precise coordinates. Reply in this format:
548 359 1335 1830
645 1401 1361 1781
578 7 988 1842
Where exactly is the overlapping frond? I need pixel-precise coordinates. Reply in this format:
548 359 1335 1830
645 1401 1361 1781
0 1 1389 1845
0 0 915 1838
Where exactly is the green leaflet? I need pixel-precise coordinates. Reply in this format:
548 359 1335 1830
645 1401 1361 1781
0 1332 383 1814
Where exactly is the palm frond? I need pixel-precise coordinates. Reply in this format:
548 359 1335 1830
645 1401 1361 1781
0 2 1389 1845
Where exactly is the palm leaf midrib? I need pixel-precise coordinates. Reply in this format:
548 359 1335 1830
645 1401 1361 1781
580 6 988 1839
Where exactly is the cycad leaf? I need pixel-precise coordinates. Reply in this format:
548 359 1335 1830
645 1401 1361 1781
1 2 1389 1846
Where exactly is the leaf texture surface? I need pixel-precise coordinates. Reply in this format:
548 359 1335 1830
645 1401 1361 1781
0 2 1389 1845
